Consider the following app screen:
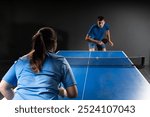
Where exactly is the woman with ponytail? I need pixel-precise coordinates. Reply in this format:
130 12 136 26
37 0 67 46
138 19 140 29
0 27 78 100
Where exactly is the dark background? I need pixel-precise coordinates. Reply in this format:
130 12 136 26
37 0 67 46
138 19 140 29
0 0 150 69
0 0 150 99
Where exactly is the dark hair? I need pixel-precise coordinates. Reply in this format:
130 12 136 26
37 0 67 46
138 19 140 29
29 27 57 73
97 16 105 21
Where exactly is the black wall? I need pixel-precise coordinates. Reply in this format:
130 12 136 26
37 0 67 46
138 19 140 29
0 0 150 65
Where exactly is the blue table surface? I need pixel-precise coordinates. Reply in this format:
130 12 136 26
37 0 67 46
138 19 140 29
57 51 150 100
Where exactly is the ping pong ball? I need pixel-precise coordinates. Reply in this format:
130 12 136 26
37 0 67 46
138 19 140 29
96 57 99 60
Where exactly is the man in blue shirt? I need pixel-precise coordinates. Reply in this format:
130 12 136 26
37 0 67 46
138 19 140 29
85 16 114 51
0 27 78 100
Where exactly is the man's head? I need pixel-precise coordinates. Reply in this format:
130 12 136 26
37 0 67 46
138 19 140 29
97 16 105 28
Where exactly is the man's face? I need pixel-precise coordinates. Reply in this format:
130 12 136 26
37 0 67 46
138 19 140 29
97 20 105 28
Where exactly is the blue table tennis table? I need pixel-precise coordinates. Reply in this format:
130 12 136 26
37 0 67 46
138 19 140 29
57 50 150 100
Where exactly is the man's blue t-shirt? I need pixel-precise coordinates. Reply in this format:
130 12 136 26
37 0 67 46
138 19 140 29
2 52 76 100
87 23 110 48
87 23 110 40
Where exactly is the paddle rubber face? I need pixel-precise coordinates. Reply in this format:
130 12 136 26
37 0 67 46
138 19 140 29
102 38 108 44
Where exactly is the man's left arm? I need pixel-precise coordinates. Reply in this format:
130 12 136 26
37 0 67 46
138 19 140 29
106 30 114 46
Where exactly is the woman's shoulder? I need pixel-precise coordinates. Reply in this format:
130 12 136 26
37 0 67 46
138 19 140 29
46 52 69 67
14 54 29 65
18 54 29 61
46 52 66 62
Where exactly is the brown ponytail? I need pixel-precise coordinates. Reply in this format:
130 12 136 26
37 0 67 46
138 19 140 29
29 27 57 73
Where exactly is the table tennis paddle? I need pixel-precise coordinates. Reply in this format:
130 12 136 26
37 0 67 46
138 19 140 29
102 38 108 44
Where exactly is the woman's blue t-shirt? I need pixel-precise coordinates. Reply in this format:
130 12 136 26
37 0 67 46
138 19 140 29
2 52 76 100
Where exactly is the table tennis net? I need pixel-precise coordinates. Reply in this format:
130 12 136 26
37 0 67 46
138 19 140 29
65 57 134 66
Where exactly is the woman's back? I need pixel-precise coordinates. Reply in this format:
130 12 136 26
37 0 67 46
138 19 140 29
13 52 75 100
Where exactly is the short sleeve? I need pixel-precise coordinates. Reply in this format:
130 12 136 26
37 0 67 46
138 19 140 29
87 24 96 38
61 58 77 88
2 62 17 87
105 23 110 30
